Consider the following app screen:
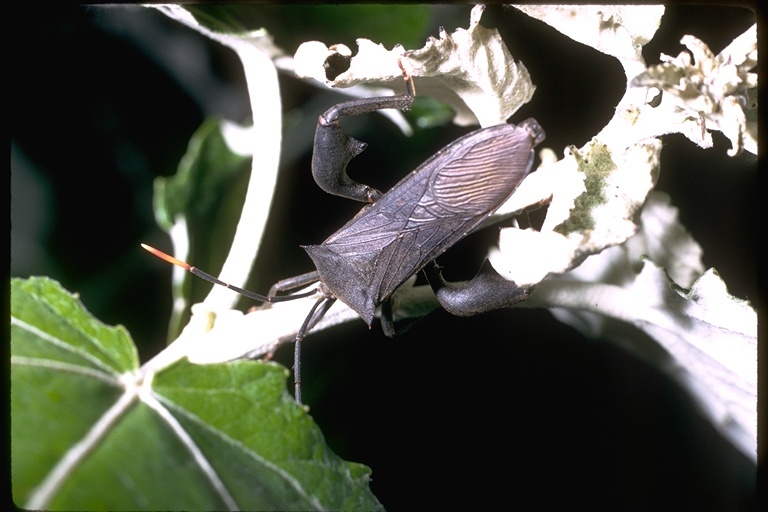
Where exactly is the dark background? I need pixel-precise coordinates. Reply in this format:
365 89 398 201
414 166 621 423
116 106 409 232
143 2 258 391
11 4 759 510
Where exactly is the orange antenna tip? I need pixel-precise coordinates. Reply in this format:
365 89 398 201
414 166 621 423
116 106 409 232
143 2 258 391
141 243 190 269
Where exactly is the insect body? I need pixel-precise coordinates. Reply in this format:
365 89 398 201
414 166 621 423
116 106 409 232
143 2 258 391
305 119 545 327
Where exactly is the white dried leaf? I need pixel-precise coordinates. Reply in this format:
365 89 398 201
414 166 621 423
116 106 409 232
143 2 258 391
143 290 360 374
294 5 535 126
513 4 665 77
488 7 754 322
516 192 757 461
631 25 757 156
624 192 704 288
490 139 661 285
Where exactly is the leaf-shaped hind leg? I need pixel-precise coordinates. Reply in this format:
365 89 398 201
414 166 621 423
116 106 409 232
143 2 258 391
312 59 415 203
312 94 415 203
425 260 533 317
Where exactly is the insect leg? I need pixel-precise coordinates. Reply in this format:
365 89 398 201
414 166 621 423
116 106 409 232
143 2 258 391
380 299 396 338
268 270 322 298
293 296 337 404
424 260 532 317
312 59 416 203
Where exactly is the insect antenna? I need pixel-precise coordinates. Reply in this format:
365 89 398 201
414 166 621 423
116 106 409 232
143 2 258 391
143 243 331 404
140 244 317 303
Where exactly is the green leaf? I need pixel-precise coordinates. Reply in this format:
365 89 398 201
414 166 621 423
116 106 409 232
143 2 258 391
152 360 383 511
409 96 456 129
184 4 433 51
11 275 139 373
11 277 139 505
11 277 384 511
153 117 250 238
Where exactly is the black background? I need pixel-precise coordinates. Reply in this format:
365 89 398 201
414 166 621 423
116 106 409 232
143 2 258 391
10 4 759 510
